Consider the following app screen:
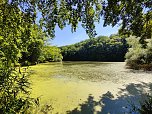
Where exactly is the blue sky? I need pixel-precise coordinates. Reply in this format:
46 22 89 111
36 8 120 47
51 20 120 46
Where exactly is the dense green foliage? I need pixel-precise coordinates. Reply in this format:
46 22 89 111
39 46 63 63
18 24 46 65
2 0 102 38
0 3 38 113
2 0 150 39
19 25 63 65
61 35 128 61
125 36 152 70
102 0 152 44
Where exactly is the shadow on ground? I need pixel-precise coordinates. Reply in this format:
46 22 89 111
67 82 152 114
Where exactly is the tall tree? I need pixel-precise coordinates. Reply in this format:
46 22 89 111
0 3 37 113
102 0 152 44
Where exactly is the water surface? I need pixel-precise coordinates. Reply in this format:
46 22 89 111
30 62 152 114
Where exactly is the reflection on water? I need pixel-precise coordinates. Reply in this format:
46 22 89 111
30 62 152 114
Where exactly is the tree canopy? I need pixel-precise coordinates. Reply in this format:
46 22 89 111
1 0 151 38
1 0 102 37
102 0 152 39
60 35 128 61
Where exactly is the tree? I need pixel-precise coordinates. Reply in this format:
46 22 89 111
2 0 101 38
19 24 47 65
39 46 63 62
0 3 38 113
102 0 152 40
2 0 150 39
60 35 128 61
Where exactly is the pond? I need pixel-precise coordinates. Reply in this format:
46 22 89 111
29 62 152 114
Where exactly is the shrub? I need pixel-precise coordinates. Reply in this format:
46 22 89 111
125 36 152 70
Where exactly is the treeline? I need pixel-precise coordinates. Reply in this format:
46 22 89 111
60 35 128 62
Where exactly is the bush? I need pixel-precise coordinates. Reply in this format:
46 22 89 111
125 36 152 70
0 64 34 113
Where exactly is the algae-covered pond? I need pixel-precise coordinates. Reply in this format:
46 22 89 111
29 62 152 114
